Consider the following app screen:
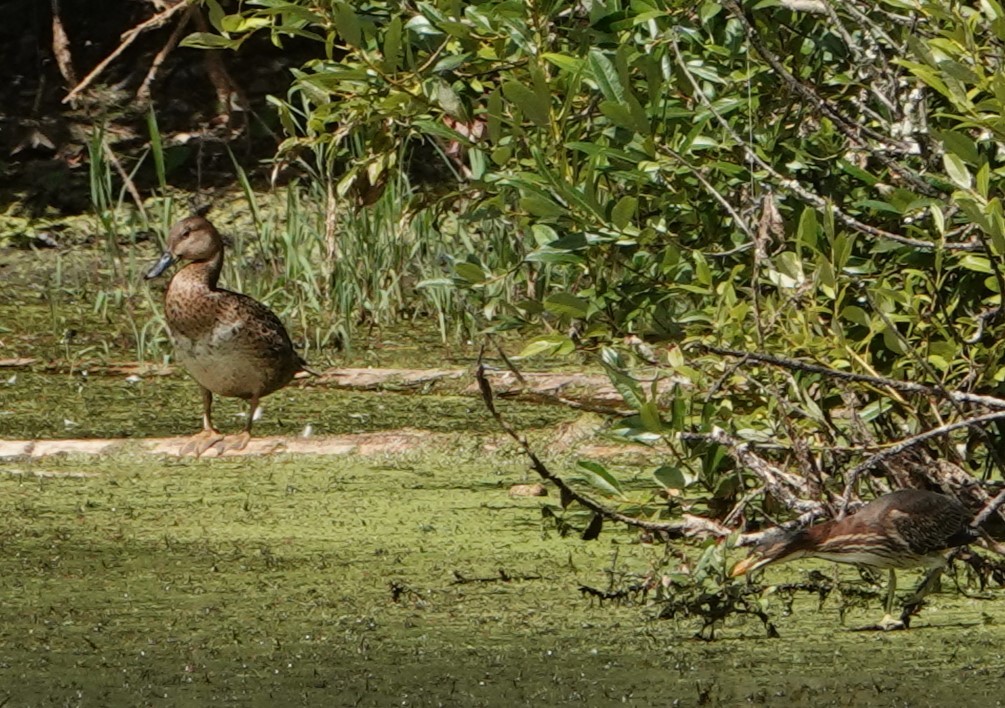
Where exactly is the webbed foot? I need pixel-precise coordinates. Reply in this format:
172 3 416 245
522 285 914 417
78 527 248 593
216 430 252 455
180 429 225 457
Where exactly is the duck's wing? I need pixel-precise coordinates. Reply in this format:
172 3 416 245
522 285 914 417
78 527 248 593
214 291 298 356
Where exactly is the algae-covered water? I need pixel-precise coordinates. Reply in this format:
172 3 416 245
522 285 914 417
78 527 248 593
1 449 1004 707
0 370 575 440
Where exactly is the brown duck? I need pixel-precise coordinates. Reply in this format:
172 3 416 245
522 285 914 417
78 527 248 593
145 215 311 455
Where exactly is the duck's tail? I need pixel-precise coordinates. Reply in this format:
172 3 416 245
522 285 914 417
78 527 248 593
297 355 321 377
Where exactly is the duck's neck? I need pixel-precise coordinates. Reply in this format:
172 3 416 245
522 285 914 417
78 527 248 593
183 250 224 290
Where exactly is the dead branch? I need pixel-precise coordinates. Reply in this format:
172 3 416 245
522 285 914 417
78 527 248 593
450 569 542 584
63 0 192 104
838 410 1005 512
700 344 1005 410
974 487 1005 531
50 0 77 87
102 141 147 221
475 359 731 540
702 428 821 514
136 4 195 104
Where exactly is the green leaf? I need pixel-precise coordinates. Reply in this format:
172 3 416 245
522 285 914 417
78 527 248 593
544 292 589 318
487 88 502 144
518 335 575 359
332 2 361 46
220 14 270 33
653 465 686 490
600 100 637 131
382 17 402 71
699 1 722 23
519 195 566 218
611 196 637 229
205 0 226 32
531 224 558 246
525 250 586 265
436 81 463 118
415 278 454 288
859 399 893 423
882 326 907 354
977 162 991 199
944 153 972 190
588 49 624 102
542 53 584 74
933 129 979 165
638 400 663 434
841 306 871 328
180 32 242 49
454 262 486 284
518 337 574 360
766 252 805 289
502 80 549 126
797 207 818 250
960 255 994 273
577 460 624 497
600 356 645 410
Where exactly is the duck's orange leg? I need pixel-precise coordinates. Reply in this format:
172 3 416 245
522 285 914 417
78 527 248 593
180 387 225 456
217 395 258 454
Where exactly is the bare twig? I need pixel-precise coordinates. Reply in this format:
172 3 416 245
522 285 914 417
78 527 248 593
475 357 730 539
50 0 77 87
657 144 756 241
136 4 195 104
705 428 820 514
102 142 148 221
450 569 542 584
839 411 1005 509
699 344 1005 409
974 487 1005 530
63 0 192 104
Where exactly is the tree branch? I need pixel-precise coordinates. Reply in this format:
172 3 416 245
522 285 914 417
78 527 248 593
699 344 1005 410
475 359 731 540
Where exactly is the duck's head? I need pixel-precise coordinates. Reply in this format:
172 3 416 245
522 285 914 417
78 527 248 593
145 216 223 279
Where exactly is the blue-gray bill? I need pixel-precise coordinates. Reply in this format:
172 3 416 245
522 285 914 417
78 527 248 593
145 251 175 280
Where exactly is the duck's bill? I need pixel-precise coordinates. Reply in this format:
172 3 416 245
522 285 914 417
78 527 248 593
145 252 175 280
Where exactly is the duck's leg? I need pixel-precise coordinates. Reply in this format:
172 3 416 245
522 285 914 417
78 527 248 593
180 387 225 456
217 395 258 453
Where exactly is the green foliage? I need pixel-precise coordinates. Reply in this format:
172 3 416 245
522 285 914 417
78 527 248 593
186 1 1005 527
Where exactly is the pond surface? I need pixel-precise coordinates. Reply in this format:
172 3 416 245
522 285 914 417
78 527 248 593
1 449 1003 707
